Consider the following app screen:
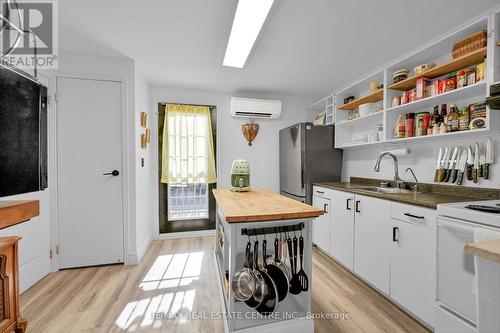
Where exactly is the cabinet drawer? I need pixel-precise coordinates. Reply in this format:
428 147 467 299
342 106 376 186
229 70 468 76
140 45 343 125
391 202 436 228
313 186 333 199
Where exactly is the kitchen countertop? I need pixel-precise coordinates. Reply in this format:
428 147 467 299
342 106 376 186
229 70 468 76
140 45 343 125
0 200 40 229
314 177 500 209
212 188 323 223
465 239 500 264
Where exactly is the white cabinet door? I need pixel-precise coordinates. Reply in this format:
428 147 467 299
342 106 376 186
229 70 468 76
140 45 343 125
312 195 330 253
329 190 355 270
354 194 391 294
391 218 435 327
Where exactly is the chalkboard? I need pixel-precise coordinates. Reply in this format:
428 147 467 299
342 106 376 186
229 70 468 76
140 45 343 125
0 67 41 197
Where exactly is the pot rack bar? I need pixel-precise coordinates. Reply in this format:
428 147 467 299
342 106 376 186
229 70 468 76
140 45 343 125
240 222 305 237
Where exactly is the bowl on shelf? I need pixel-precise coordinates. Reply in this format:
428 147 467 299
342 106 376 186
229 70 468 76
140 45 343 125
393 69 409 83
413 63 436 75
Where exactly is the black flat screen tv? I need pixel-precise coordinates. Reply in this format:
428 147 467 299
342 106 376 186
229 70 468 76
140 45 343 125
0 65 48 197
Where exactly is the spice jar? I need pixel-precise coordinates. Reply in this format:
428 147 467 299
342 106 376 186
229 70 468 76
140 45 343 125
422 113 431 135
405 113 415 138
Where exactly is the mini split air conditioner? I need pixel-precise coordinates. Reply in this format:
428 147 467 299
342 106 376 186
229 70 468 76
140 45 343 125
230 97 282 119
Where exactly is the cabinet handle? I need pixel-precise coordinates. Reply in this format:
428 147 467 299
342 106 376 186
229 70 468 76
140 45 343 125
323 204 328 213
346 198 351 211
316 191 324 194
355 200 360 213
393 227 399 242
404 213 424 220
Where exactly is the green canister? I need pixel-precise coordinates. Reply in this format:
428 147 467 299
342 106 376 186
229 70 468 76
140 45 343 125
230 159 251 192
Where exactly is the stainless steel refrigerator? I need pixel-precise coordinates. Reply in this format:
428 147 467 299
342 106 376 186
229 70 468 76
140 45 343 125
279 123 342 204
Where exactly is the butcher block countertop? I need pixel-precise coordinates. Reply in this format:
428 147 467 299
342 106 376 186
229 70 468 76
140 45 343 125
212 188 324 223
0 200 40 229
465 239 500 264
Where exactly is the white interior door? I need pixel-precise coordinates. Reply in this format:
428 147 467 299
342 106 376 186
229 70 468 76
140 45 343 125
57 77 124 269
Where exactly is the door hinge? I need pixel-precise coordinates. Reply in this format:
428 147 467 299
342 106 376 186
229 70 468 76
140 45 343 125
56 244 60 255
54 92 58 103
50 249 53 259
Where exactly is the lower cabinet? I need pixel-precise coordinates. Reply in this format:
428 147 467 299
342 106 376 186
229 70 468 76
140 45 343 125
312 191 331 253
353 194 391 294
390 203 436 327
313 186 436 328
329 190 355 270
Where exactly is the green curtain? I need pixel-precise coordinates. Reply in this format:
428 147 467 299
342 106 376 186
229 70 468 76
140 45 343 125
161 104 217 184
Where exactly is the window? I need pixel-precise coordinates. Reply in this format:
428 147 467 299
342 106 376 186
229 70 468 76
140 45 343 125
168 183 208 220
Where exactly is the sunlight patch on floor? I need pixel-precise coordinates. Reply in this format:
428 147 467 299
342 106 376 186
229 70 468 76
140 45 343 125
115 251 204 331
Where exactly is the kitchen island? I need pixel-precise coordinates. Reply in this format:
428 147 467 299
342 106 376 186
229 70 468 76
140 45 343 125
212 189 323 333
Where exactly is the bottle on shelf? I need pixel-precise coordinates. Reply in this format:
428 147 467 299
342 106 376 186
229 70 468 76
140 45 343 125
448 104 459 132
431 105 443 127
458 106 470 131
441 104 448 129
394 114 406 138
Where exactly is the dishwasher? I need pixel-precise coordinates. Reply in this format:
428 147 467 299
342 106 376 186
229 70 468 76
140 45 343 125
436 201 500 333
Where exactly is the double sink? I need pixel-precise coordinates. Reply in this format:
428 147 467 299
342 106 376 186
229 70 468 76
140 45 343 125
350 185 413 194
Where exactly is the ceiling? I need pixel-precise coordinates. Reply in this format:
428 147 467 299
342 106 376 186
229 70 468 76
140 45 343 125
60 0 498 96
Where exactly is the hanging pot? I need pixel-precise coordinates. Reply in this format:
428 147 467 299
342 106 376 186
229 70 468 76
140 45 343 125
242 123 259 146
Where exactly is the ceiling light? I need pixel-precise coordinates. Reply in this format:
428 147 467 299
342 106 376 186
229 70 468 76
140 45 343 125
223 0 274 69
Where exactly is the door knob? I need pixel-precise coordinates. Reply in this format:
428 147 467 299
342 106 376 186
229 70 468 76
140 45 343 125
102 170 120 176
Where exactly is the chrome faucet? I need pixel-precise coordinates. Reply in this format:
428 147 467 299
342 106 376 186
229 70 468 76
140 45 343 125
373 152 403 188
405 167 419 192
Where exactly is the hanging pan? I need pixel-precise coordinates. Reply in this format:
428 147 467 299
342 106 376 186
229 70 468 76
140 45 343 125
231 241 256 301
244 240 265 308
255 239 279 315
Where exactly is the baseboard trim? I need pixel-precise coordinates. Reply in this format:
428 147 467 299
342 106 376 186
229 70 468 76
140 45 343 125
158 229 215 240
136 232 155 264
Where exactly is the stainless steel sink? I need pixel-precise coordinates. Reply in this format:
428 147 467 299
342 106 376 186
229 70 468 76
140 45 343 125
352 185 412 194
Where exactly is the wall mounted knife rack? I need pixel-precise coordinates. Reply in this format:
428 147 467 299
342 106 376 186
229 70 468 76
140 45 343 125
241 222 305 237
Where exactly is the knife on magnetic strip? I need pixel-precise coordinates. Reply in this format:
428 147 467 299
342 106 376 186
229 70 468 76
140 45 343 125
438 147 451 182
456 148 467 185
444 147 458 182
484 138 494 180
434 147 443 182
449 146 461 183
466 146 473 181
473 143 480 184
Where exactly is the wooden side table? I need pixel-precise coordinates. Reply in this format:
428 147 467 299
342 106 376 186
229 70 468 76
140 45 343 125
0 237 25 333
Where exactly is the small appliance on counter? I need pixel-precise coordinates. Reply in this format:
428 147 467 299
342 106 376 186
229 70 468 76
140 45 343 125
230 159 251 192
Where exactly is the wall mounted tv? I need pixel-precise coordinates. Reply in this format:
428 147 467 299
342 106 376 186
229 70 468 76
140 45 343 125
0 65 48 197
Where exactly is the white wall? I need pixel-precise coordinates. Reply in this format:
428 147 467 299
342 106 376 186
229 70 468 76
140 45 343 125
135 67 156 260
150 86 314 195
342 136 500 188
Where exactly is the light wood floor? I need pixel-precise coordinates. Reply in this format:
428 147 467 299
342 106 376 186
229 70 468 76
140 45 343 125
21 237 430 333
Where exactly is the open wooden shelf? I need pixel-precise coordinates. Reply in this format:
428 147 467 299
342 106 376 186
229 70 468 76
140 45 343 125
337 89 383 111
388 47 487 91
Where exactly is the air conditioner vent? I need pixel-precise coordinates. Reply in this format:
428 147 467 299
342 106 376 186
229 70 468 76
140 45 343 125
230 97 281 119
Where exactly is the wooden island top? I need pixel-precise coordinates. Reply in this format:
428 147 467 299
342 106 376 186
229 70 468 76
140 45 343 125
465 239 500 265
0 200 39 229
212 188 323 223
